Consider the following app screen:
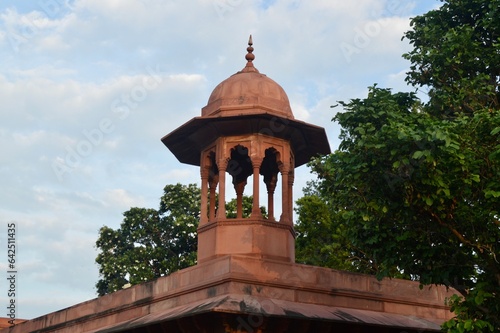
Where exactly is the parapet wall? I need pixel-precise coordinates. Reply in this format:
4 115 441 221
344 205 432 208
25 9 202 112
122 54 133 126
2 255 456 332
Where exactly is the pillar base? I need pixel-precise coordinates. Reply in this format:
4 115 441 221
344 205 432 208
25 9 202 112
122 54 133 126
197 218 295 264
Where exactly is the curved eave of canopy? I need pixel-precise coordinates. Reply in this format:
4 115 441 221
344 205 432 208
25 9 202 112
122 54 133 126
161 113 331 167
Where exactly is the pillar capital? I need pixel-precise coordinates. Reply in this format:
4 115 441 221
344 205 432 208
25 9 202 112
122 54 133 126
218 157 230 171
278 161 291 174
250 156 263 169
200 166 210 179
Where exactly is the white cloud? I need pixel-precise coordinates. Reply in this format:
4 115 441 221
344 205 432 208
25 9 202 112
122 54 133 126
160 168 198 184
103 189 145 208
168 73 206 83
290 102 310 121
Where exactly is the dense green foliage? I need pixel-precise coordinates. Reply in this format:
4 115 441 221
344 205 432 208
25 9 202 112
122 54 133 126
300 0 500 331
307 88 499 330
295 185 385 276
95 183 200 296
403 0 499 117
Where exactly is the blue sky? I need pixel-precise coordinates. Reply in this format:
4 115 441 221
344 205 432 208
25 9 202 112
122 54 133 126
0 0 439 319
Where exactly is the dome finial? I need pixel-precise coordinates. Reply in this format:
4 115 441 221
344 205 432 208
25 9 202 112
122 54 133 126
240 35 258 73
245 35 255 63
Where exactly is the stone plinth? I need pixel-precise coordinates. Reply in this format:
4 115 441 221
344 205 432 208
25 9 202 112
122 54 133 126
197 218 295 263
3 255 457 333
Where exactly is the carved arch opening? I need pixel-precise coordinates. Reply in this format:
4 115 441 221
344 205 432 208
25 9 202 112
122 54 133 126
260 147 280 221
227 144 253 219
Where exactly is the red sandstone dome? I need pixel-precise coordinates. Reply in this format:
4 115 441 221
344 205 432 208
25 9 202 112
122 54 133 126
202 36 293 119
202 63 294 119
162 36 330 167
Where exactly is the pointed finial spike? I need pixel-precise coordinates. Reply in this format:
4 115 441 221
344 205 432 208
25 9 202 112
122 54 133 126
245 34 255 62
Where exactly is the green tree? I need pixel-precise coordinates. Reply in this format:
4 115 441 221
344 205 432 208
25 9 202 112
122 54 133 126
403 0 499 117
95 183 264 296
305 0 500 330
294 183 381 275
309 85 499 331
95 183 200 296
403 2 500 330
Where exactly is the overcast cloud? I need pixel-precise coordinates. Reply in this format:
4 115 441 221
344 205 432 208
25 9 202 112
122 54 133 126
0 0 438 319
